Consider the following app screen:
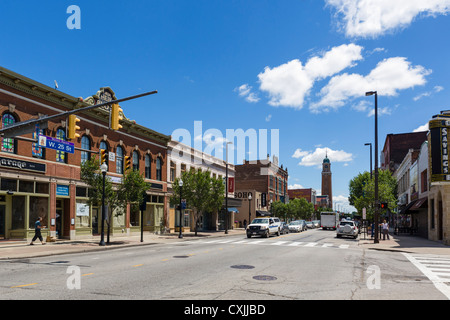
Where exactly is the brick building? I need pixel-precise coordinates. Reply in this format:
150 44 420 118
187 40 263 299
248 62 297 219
235 156 289 211
288 188 316 206
0 66 170 241
381 132 428 173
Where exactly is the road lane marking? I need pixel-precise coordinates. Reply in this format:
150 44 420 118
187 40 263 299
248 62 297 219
322 243 333 248
339 244 349 249
271 241 288 246
11 283 37 288
133 264 144 267
288 242 304 246
82 273 94 277
304 242 317 247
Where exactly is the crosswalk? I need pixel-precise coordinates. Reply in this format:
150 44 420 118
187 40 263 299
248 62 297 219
403 253 450 299
177 238 351 250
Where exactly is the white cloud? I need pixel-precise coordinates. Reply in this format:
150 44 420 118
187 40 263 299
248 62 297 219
288 183 304 189
413 85 444 101
413 123 429 132
311 57 431 112
326 0 450 38
257 44 363 109
295 147 353 167
235 84 260 103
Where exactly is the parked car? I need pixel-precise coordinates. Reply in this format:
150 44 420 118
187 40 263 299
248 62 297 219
279 222 290 235
336 220 359 239
313 220 320 228
288 220 307 232
306 221 314 229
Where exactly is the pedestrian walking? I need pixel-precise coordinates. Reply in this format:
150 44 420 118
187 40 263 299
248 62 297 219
30 217 46 245
382 220 390 240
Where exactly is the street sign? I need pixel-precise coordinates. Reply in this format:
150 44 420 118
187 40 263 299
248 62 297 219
38 135 75 154
181 199 186 209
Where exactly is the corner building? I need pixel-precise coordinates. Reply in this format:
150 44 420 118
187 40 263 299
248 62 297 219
0 66 170 241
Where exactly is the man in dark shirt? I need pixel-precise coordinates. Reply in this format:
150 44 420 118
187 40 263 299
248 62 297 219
30 217 46 245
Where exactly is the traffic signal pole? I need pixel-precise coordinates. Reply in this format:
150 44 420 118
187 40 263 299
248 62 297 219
0 90 158 138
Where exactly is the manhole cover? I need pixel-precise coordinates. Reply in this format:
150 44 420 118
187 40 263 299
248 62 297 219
173 256 189 258
231 265 255 269
253 275 277 281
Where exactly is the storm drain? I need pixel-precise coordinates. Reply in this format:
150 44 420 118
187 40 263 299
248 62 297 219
230 265 255 269
253 275 277 281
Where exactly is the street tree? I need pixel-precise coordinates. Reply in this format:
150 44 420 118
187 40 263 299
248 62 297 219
171 169 225 236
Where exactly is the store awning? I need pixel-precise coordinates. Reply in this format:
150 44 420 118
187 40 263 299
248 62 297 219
256 210 271 217
410 197 427 211
399 200 417 215
227 207 239 213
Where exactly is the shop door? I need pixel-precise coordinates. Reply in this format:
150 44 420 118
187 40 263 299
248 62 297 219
56 200 64 239
92 208 100 235
0 205 5 239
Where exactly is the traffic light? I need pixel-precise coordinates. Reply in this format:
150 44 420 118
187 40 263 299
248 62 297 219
68 115 81 140
100 149 107 164
124 156 131 172
111 104 123 131
381 202 388 209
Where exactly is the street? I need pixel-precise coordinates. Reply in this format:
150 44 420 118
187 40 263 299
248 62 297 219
0 228 448 300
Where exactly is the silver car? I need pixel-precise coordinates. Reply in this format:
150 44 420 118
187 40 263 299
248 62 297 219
336 220 359 239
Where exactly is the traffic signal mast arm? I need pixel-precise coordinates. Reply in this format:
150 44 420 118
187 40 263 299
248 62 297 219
0 90 158 138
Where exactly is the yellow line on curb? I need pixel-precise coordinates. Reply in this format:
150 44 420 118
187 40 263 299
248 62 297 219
11 283 37 288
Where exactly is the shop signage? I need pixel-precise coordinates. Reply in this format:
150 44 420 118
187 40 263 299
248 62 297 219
56 185 70 196
429 118 450 182
149 183 163 190
234 191 253 199
228 177 235 193
261 193 267 207
0 156 46 173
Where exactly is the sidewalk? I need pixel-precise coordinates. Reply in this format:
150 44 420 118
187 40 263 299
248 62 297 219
0 229 246 260
358 232 450 255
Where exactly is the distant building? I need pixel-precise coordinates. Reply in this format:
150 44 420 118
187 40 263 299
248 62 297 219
288 188 316 206
381 132 428 173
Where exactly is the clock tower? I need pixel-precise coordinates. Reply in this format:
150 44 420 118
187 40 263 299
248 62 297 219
321 154 333 209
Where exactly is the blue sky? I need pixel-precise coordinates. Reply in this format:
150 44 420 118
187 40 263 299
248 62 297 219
1 0 450 212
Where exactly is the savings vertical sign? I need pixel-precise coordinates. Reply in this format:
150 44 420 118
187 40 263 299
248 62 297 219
429 117 450 183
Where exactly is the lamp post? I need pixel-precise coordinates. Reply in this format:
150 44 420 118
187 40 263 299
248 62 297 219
364 143 373 179
179 179 183 239
99 162 108 246
248 193 252 227
225 142 232 234
366 91 379 244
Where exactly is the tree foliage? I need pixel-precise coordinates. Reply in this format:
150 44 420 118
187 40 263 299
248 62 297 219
348 170 397 219
170 169 225 235
271 198 314 221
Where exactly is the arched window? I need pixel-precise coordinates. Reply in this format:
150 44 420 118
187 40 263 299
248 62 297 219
132 151 139 171
116 146 124 174
145 154 151 179
81 136 91 164
56 128 67 163
1 113 16 153
32 123 44 158
156 157 162 181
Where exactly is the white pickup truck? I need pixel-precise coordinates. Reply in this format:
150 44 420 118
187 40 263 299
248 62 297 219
320 212 339 230
246 217 281 238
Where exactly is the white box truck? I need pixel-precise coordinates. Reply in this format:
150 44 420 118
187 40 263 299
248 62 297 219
320 212 339 230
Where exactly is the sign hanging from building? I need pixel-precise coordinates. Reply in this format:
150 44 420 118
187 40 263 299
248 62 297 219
228 177 235 193
429 117 450 183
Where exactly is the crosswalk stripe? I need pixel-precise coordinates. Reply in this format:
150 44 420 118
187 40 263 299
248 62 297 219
339 244 349 249
271 241 289 246
322 243 333 248
288 242 304 246
305 242 317 247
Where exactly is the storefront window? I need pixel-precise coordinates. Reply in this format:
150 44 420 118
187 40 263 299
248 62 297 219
29 197 48 229
36 182 49 194
76 201 90 228
19 181 34 193
1 179 17 192
130 208 140 226
11 196 25 230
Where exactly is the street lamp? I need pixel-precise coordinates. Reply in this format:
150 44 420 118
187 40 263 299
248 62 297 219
248 193 252 228
364 143 372 179
99 162 108 246
366 91 379 244
225 142 232 234
179 179 183 239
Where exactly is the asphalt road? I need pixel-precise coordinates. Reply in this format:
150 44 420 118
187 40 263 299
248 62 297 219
0 228 448 300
